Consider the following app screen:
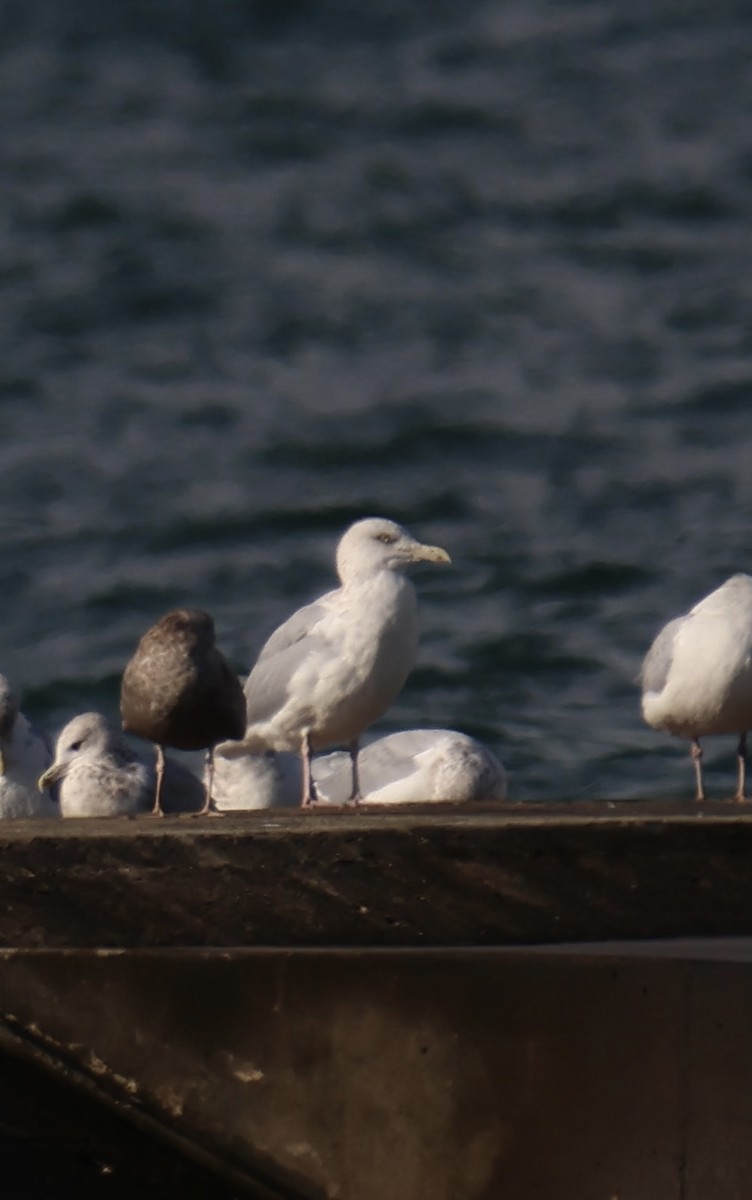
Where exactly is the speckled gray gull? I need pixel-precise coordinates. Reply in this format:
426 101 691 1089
38 712 206 817
212 729 507 811
0 674 58 818
120 608 246 816
215 517 451 806
39 712 152 817
641 573 752 801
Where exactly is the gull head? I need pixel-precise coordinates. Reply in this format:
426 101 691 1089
336 517 451 583
38 712 121 791
144 608 218 650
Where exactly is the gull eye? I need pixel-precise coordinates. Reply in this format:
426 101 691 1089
69 740 83 752
377 532 396 544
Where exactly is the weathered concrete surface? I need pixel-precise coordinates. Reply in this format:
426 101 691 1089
0 1032 250 1200
2 943 752 1200
3 804 752 1197
1 802 752 948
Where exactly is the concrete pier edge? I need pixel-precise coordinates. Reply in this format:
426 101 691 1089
2 801 752 1198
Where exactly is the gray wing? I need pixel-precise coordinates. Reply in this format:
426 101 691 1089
357 731 437 789
244 596 334 724
311 750 352 804
640 615 687 695
314 732 438 802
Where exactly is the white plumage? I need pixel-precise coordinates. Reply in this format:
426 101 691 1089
211 729 507 810
0 675 58 819
217 517 451 805
38 712 206 817
640 574 752 800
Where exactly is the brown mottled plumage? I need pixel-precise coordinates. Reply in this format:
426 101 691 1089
120 608 246 815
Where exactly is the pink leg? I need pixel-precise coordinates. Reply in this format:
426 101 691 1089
301 732 317 807
151 746 166 817
691 737 706 803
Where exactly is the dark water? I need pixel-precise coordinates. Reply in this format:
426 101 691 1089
0 0 750 801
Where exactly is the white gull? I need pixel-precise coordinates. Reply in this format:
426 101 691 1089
641 573 752 801
0 674 58 818
314 729 508 805
211 729 507 810
216 517 451 805
38 711 206 817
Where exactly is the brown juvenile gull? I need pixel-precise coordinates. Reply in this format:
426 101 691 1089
120 608 246 815
215 517 451 806
641 574 752 802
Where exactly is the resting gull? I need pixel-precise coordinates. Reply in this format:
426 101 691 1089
0 674 58 818
38 712 207 817
120 608 246 815
640 573 752 801
210 748 301 810
314 729 508 805
212 729 507 810
216 517 451 806
39 712 152 817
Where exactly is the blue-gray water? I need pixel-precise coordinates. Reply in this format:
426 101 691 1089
0 0 751 803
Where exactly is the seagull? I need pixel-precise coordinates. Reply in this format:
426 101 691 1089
640 573 752 801
120 608 246 816
216 517 451 805
38 711 207 817
0 674 58 818
209 748 301 810
211 729 507 810
314 729 508 805
39 712 152 817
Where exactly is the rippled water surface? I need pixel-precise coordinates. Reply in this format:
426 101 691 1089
1 0 751 801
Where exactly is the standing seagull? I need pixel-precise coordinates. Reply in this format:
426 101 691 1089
216 517 451 805
641 574 752 801
0 674 58 818
120 608 246 815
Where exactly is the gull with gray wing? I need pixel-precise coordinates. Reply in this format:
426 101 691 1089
38 711 207 817
39 712 152 817
641 574 752 801
211 730 507 810
216 518 451 805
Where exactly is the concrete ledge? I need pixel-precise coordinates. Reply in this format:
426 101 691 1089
1 943 752 1199
3 806 752 1197
1 801 752 948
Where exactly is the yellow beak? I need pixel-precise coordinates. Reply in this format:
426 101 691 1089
413 542 451 565
38 763 64 792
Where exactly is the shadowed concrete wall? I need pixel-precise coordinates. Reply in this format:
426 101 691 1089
1 944 751 1199
1 806 752 949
